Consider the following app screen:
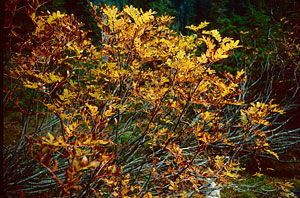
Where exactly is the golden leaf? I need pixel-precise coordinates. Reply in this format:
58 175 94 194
266 149 279 160
143 192 152 198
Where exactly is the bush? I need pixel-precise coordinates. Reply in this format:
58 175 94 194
4 1 297 197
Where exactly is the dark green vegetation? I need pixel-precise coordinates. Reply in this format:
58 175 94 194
4 0 300 197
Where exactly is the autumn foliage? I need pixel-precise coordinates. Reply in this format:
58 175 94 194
4 1 295 197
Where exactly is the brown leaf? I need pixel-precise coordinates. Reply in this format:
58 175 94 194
87 160 100 169
52 159 58 172
72 157 81 171
70 185 83 190
80 155 89 166
43 150 52 167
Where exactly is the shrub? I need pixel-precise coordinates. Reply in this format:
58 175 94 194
4 1 296 197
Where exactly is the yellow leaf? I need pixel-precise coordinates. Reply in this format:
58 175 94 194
201 133 210 143
253 172 264 177
170 180 174 186
143 192 152 198
30 13 36 22
95 140 110 145
47 133 54 141
263 143 269 147
23 81 39 89
240 111 248 124
186 21 209 32
176 50 186 59
266 149 279 160
211 29 222 42
236 69 245 80
226 171 239 178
